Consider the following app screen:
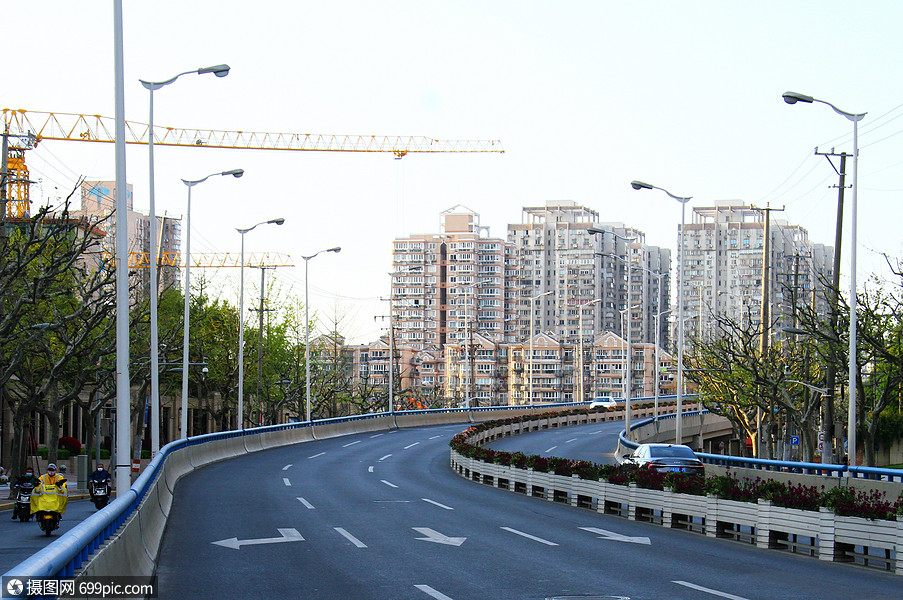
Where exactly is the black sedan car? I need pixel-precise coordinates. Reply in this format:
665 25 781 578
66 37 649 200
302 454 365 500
624 443 705 476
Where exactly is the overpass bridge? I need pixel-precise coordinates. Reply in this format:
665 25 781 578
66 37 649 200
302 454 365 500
4 400 902 599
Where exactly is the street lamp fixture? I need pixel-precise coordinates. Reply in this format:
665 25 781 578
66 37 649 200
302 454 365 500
179 168 244 439
632 180 691 445
783 91 865 467
139 63 230 456
237 217 286 429
302 247 342 423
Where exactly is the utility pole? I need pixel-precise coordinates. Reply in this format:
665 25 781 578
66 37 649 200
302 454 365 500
752 204 785 458
250 266 276 426
816 149 849 463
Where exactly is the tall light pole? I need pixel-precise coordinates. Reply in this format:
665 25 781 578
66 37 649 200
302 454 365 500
577 298 602 403
631 180 691 444
112 0 130 495
302 247 341 423
237 218 285 429
783 91 866 467
180 169 244 439
528 290 553 405
140 63 230 455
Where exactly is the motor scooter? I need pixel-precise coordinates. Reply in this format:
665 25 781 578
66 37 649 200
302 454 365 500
34 510 61 536
89 479 111 509
11 482 34 522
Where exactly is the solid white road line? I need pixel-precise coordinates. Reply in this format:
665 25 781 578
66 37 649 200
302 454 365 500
379 454 392 461
404 441 421 449
421 498 454 510
308 452 325 459
296 497 315 509
282 478 291 487
414 584 454 600
334 527 368 548
672 581 750 600
342 440 362 448
544 446 558 453
500 527 558 546
282 464 292 471
381 479 399 488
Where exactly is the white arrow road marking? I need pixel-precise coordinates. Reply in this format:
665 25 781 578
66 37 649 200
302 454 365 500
334 527 367 548
381 480 398 488
297 497 315 509
282 464 292 471
673 581 750 600
212 528 304 550
415 584 455 600
500 527 558 546
422 498 454 510
282 478 291 487
404 441 421 449
308 452 325 459
413 527 466 546
580 526 651 545
342 440 362 448
379 454 392 461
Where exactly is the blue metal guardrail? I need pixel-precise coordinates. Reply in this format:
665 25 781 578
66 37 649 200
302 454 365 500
2 402 586 582
618 409 903 482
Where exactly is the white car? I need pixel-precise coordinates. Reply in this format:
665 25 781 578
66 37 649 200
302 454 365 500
589 397 620 409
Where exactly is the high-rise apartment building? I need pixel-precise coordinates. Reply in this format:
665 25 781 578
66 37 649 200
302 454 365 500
681 201 833 343
391 205 511 350
506 201 670 349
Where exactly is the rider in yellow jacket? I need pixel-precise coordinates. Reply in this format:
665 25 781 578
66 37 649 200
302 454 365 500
30 463 69 516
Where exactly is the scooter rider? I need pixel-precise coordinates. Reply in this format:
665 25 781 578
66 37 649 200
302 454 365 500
11 467 39 520
30 463 69 521
89 463 112 485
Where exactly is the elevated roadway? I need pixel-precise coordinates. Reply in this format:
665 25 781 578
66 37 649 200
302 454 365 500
155 421 900 600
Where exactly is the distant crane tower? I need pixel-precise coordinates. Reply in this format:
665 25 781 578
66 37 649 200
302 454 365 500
1 108 505 219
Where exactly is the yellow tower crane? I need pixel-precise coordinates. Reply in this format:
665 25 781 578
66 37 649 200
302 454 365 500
1 107 504 219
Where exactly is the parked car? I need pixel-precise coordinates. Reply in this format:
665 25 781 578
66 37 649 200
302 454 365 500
589 396 620 409
624 443 705 476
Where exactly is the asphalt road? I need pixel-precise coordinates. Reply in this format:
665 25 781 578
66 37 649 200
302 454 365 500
0 498 98 574
156 422 902 600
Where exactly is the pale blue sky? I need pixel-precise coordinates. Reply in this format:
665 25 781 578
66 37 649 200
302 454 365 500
7 1 903 342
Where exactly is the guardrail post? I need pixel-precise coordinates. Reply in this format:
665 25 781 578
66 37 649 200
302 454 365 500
756 499 774 549
818 507 839 562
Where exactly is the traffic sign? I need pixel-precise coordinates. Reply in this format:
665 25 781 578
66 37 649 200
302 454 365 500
790 436 800 446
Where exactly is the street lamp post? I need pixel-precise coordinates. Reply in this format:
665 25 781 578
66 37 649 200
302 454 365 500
631 180 692 444
237 218 285 429
783 91 866 467
302 247 341 423
140 64 229 454
577 299 602 403
528 290 553 405
180 169 244 439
